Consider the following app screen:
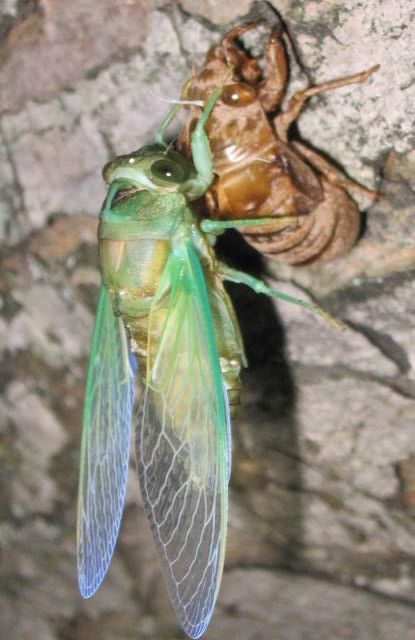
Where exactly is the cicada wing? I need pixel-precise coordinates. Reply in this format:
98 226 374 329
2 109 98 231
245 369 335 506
77 284 136 597
136 243 230 639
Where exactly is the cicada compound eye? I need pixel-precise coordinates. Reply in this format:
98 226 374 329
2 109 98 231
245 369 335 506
150 159 185 185
221 82 257 107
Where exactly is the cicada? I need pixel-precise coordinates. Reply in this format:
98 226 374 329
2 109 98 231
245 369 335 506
178 22 379 264
77 85 333 638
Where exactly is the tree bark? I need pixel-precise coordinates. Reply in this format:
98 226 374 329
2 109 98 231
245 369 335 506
1 1 414 638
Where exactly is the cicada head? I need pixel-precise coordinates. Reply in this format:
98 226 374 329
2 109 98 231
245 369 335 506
102 145 196 195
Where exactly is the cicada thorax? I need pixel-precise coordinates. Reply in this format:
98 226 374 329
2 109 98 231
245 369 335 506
178 23 365 265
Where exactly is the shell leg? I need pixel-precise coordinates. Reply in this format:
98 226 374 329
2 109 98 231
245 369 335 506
258 26 289 112
292 141 379 200
275 65 379 141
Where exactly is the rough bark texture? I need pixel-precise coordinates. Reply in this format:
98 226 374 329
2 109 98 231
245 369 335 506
1 1 415 638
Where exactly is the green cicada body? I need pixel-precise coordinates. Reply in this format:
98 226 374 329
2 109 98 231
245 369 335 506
77 86 332 638
99 146 244 414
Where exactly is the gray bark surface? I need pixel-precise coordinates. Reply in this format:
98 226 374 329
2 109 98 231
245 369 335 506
1 1 414 638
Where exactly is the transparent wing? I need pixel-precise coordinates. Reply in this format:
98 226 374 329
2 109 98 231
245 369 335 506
136 242 230 639
77 284 136 597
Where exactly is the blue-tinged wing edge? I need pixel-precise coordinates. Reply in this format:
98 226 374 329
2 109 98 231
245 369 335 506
77 284 136 597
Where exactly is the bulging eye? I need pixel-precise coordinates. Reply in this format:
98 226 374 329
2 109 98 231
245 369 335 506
150 159 185 184
221 83 257 107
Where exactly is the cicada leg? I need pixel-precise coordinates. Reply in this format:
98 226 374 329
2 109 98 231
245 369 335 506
155 104 181 147
275 65 380 142
200 216 299 235
182 85 226 199
219 263 345 331
258 26 289 111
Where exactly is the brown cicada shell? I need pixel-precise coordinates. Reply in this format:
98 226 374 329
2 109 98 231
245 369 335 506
178 23 379 265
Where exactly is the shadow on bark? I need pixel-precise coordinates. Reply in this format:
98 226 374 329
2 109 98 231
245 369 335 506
216 229 303 571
